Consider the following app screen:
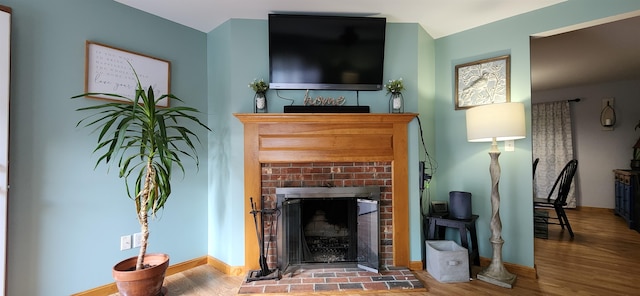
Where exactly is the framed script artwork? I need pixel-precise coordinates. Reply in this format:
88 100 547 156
84 41 171 107
454 55 510 110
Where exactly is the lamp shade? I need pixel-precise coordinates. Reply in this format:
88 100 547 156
466 102 526 142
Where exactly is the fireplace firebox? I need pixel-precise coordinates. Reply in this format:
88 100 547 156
276 187 380 273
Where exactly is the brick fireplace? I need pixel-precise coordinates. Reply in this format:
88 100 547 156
235 113 418 273
261 163 391 270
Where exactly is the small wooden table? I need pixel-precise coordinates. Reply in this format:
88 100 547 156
426 214 480 277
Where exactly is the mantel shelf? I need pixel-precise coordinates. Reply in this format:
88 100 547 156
234 113 418 124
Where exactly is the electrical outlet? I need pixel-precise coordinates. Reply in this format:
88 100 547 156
419 161 431 190
133 232 143 248
120 235 132 251
504 140 515 152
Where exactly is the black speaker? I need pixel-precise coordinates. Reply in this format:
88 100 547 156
449 191 472 219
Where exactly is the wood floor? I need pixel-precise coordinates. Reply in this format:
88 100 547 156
133 208 640 295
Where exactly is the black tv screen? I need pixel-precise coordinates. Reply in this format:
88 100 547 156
268 14 386 91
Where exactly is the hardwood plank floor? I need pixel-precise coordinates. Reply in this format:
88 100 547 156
120 208 640 295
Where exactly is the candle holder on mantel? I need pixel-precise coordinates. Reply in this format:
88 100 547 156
389 92 404 113
254 92 267 113
249 78 269 113
385 78 405 114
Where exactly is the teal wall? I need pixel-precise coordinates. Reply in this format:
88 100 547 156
4 0 208 295
433 0 640 267
4 0 640 295
416 25 436 260
205 19 434 267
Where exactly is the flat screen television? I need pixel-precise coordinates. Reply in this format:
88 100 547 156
268 14 386 91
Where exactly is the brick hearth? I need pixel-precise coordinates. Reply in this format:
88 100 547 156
238 266 425 294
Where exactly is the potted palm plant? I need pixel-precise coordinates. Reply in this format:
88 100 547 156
72 68 210 295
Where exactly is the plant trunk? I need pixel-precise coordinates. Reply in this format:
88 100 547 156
136 212 149 270
136 160 155 270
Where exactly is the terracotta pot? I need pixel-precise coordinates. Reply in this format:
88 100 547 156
112 253 169 296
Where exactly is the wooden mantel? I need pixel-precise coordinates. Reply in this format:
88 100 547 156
234 113 418 271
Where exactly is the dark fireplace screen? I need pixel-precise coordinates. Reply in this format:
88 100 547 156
276 187 380 273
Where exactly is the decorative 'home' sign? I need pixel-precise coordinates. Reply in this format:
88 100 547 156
84 41 171 107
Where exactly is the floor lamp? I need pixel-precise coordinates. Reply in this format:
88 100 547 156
465 102 526 288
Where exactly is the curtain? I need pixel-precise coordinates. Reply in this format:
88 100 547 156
532 101 576 208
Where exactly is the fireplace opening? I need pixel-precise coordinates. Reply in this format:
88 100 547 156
276 187 380 273
300 198 356 263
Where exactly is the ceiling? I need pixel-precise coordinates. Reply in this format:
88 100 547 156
113 0 640 92
531 13 640 91
114 0 566 39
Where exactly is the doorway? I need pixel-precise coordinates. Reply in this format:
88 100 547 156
530 13 640 211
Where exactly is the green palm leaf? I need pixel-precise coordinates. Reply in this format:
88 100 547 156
72 66 211 270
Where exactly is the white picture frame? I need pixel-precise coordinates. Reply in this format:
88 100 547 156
84 41 171 107
455 55 510 110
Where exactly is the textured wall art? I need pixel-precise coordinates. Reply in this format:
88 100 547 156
455 55 510 110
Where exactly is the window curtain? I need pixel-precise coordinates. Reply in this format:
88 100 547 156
532 101 576 208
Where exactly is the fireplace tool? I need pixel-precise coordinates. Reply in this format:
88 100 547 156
247 196 280 282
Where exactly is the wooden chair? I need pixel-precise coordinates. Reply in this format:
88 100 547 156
534 159 578 238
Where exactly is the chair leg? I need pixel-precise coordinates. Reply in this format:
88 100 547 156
556 206 574 238
554 206 565 229
561 210 574 238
